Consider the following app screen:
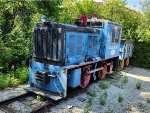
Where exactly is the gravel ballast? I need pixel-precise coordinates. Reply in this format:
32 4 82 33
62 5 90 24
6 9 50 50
49 67 150 113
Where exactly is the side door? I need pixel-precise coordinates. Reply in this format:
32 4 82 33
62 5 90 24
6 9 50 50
106 25 122 58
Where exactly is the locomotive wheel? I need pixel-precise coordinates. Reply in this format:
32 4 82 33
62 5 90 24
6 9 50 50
109 61 113 74
125 58 129 66
98 64 107 79
80 66 91 88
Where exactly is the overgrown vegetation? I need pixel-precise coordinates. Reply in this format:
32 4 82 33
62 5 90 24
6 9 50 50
99 91 108 105
0 67 28 90
135 81 142 89
0 0 150 89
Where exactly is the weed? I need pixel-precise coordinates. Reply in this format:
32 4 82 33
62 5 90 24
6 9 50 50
112 68 121 75
112 69 122 80
36 95 44 101
99 82 108 90
87 89 97 97
136 81 142 89
106 109 113 113
118 95 124 103
99 91 108 105
122 76 128 84
84 97 93 113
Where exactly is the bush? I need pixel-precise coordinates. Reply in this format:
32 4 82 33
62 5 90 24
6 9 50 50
0 75 8 90
0 74 19 90
16 67 29 84
0 67 29 90
135 81 142 89
99 82 108 90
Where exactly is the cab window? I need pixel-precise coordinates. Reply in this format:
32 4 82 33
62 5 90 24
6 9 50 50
111 27 121 44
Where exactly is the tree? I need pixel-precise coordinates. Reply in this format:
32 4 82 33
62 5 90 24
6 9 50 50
0 0 61 73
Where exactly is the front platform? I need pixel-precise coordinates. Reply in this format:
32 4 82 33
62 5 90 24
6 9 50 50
25 87 62 101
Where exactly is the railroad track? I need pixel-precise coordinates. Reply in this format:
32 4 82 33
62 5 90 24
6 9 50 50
0 87 87 113
0 74 117 113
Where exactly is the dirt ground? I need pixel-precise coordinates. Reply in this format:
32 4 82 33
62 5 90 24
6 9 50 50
0 67 150 113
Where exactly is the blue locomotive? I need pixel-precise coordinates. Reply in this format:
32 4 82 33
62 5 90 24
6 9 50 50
27 14 134 100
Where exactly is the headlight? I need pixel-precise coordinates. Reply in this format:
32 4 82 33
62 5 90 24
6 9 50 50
41 15 47 23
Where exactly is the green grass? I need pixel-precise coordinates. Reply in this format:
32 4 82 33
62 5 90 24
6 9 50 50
135 81 142 89
0 67 28 90
99 82 108 90
99 91 108 105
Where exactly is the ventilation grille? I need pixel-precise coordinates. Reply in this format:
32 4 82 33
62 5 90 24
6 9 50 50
34 26 61 61
69 35 76 56
88 36 98 54
77 36 84 55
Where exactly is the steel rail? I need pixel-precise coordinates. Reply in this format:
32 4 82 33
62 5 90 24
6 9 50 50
0 92 34 107
30 88 87 113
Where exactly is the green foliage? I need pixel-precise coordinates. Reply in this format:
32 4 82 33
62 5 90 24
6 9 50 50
0 0 61 73
135 81 142 89
0 74 19 90
0 75 9 90
118 95 124 103
16 67 29 84
99 91 108 105
99 81 108 90
36 95 44 101
106 109 113 113
0 67 28 90
131 42 150 68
